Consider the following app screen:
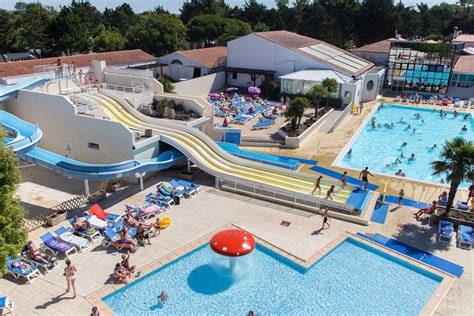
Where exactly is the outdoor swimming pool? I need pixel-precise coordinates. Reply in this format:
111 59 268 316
103 238 441 315
336 104 473 187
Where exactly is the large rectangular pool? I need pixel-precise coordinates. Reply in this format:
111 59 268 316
335 104 472 187
103 238 442 315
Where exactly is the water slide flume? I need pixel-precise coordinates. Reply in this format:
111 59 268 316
0 110 185 180
92 93 358 213
0 77 49 102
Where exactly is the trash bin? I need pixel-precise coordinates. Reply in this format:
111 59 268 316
173 196 180 205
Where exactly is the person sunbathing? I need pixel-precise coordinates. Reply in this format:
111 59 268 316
438 191 448 203
414 201 437 220
113 263 130 284
119 226 137 247
73 217 91 232
136 223 151 246
26 240 57 268
124 214 152 229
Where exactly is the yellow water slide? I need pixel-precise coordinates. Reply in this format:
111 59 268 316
89 94 355 210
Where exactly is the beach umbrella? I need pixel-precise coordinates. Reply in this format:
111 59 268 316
248 86 261 94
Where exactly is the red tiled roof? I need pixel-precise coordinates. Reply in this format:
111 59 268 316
352 37 406 54
176 47 227 68
253 31 373 76
0 49 156 79
453 34 474 43
453 55 474 74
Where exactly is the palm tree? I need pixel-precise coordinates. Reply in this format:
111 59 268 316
432 137 474 212
322 78 339 107
284 97 308 130
309 84 328 116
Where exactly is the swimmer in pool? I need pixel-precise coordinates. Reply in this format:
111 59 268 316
371 120 376 129
405 124 411 130
432 144 437 148
409 154 415 161
463 114 469 120
412 128 416 133
395 158 402 164
377 124 381 128
347 148 352 156
421 119 425 123
400 152 404 158
402 142 407 147
462 125 467 131
390 123 394 128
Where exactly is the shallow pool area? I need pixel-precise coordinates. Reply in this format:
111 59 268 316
335 104 473 187
103 238 441 315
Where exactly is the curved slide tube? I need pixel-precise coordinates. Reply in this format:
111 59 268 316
92 93 359 212
0 110 185 180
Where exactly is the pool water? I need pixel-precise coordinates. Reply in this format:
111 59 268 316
338 104 472 187
103 238 441 315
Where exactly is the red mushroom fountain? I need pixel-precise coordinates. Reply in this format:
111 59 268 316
210 229 256 271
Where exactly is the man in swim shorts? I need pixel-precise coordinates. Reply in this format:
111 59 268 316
359 167 374 191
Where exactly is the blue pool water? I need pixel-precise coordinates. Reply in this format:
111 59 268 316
103 238 441 315
338 104 472 187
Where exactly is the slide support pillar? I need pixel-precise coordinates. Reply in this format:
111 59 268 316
84 179 90 197
139 175 144 191
187 159 191 173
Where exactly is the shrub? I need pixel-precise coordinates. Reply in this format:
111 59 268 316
156 75 175 93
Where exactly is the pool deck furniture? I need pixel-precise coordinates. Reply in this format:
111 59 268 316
54 226 91 251
176 179 203 194
87 204 121 223
40 232 78 257
438 220 454 244
67 217 101 241
146 192 175 207
6 257 42 284
457 225 473 250
102 227 137 253
169 179 196 197
0 297 14 314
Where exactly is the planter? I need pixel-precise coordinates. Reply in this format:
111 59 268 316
109 183 121 192
88 190 106 203
430 208 474 228
46 211 67 226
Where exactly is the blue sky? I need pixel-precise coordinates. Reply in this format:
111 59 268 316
0 0 458 13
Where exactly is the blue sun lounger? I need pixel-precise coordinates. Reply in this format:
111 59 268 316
67 217 101 241
40 232 78 257
6 257 42 283
145 193 173 208
169 179 196 197
54 226 91 251
457 225 473 250
0 297 14 314
438 220 453 243
176 179 202 193
252 121 271 130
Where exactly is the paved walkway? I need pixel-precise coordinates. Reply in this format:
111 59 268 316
1 168 472 315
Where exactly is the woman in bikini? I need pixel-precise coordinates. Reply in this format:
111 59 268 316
64 259 77 298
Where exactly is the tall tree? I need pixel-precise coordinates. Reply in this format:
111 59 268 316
93 26 126 52
187 14 228 47
180 0 229 24
0 130 28 277
127 12 187 57
0 9 15 53
284 96 308 130
103 3 136 35
309 84 328 116
357 0 399 44
432 137 474 212
322 78 339 107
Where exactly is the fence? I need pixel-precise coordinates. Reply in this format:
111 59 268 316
33 64 76 80
104 67 154 78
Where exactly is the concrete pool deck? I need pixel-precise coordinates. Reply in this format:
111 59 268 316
1 166 472 315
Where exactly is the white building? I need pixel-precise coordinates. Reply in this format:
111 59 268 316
226 31 384 104
158 47 227 81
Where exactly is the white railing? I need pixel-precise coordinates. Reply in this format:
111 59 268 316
70 94 101 114
104 67 153 78
101 82 153 98
34 64 74 79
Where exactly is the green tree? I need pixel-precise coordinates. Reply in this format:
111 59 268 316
103 3 136 35
284 96 308 130
322 78 339 107
187 14 227 47
0 130 28 277
309 84 328 116
13 3 54 55
357 0 399 44
93 26 126 52
127 12 186 56
157 75 175 93
0 9 15 53
217 18 252 44
432 137 474 212
180 0 229 24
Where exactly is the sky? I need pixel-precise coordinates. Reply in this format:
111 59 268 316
0 0 458 13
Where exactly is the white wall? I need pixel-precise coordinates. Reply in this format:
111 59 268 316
227 34 332 80
360 69 385 102
174 72 226 97
158 53 210 81
6 90 135 164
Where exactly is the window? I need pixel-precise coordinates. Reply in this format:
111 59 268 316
232 72 237 80
193 67 201 78
366 80 374 91
88 142 100 150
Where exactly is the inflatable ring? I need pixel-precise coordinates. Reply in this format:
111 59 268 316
159 218 172 230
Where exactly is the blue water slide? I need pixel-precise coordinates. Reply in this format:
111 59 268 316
0 77 50 102
1 110 185 180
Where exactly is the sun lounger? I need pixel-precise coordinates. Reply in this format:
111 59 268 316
20 246 57 272
113 220 137 237
169 179 196 197
146 192 174 207
176 179 202 193
252 121 271 130
457 225 473 250
453 97 461 107
68 217 101 241
102 227 137 253
157 182 183 199
6 257 42 283
126 202 162 220
0 297 14 314
463 99 469 108
438 220 453 243
40 232 78 257
86 204 121 223
394 96 401 102
54 226 90 251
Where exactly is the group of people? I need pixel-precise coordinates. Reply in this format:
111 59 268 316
112 253 136 284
